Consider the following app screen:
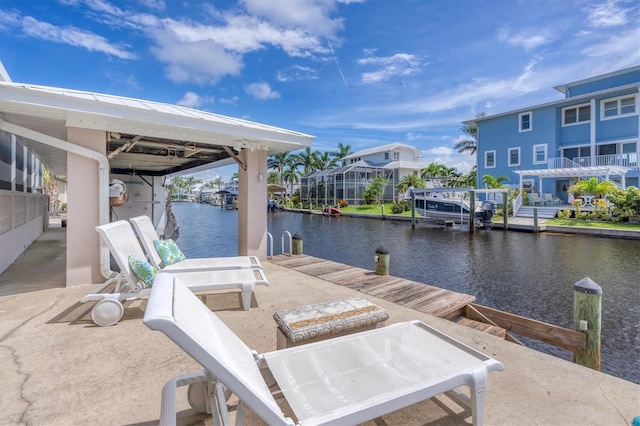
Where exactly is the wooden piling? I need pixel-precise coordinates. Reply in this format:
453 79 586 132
469 192 475 234
411 191 416 229
374 245 389 275
533 207 539 233
573 277 602 370
503 192 508 230
292 232 303 255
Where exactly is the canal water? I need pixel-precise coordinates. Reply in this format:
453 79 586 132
172 202 640 384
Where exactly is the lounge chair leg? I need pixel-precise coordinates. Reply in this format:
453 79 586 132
211 382 231 426
469 370 488 426
242 289 252 310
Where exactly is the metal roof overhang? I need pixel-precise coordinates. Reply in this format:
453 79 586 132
514 165 629 179
0 82 314 177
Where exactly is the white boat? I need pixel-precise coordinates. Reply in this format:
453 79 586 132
413 191 473 222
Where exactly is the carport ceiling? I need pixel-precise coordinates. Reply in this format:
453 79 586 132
106 132 230 176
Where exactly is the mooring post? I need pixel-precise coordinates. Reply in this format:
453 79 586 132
503 192 508 230
411 191 416 229
573 277 602 370
469 191 475 234
374 245 389 275
381 204 385 218
292 232 303 255
533 207 539 233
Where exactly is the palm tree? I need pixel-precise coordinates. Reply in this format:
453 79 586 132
568 177 616 198
455 112 485 155
283 164 301 197
296 147 319 175
420 162 451 179
184 176 202 198
212 176 224 191
396 174 425 196
268 152 294 185
332 143 352 166
315 151 338 171
482 174 508 188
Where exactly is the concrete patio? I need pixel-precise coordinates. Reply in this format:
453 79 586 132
0 226 638 425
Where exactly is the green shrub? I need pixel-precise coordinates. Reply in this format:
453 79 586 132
391 203 405 214
556 208 571 219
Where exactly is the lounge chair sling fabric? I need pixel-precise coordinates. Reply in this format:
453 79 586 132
144 273 504 426
129 215 262 272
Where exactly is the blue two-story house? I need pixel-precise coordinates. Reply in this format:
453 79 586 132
467 66 639 211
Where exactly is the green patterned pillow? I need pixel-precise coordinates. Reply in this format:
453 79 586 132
128 254 158 288
153 239 186 266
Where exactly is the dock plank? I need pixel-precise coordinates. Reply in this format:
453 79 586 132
269 255 475 319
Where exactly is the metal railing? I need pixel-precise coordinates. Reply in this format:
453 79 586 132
266 231 292 259
549 153 638 170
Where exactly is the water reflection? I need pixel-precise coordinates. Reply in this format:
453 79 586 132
172 203 640 383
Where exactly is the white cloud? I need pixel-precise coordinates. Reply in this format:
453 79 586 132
496 27 553 51
138 0 166 10
241 0 344 36
150 33 243 84
0 11 135 59
584 0 630 28
358 52 423 83
219 96 240 105
245 82 280 100
176 91 215 108
276 65 319 82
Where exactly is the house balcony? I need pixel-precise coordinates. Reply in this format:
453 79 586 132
548 153 638 171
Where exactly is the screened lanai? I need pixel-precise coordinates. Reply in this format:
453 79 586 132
300 160 394 206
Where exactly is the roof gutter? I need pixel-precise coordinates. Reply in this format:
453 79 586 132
0 119 113 279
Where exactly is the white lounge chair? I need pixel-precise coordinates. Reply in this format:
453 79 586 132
144 273 504 426
81 221 268 326
129 215 262 272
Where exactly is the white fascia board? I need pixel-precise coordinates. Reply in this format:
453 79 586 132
1 82 314 150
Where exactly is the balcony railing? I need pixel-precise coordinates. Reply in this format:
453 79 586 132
548 153 638 170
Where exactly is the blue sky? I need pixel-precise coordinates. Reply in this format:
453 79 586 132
1 0 639 183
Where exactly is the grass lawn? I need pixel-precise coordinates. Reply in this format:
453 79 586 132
546 218 640 231
339 203 413 216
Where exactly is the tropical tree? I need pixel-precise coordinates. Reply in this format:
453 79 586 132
396 174 425 196
332 143 352 166
421 162 452 179
170 176 187 195
363 176 387 205
568 177 616 198
283 164 301 197
267 152 295 185
315 151 339 171
455 112 485 155
211 176 224 191
460 166 477 188
296 147 319 174
183 176 202 197
482 174 508 188
42 167 60 214
267 171 280 184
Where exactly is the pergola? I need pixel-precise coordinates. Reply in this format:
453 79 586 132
514 165 629 192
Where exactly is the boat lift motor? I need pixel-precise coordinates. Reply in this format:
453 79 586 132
475 200 496 230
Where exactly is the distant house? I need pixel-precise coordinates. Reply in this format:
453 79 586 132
300 143 428 205
467 66 639 206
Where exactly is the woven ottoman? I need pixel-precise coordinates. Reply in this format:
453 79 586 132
273 297 389 349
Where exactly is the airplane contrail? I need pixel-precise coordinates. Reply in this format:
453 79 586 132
326 38 348 89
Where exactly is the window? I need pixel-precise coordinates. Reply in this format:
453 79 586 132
519 112 532 132
384 152 389 160
563 104 590 125
533 144 547 164
0 130 12 190
508 147 520 166
601 95 636 119
393 152 399 160
485 150 496 168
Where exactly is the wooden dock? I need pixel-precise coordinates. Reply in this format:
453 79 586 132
269 255 475 320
